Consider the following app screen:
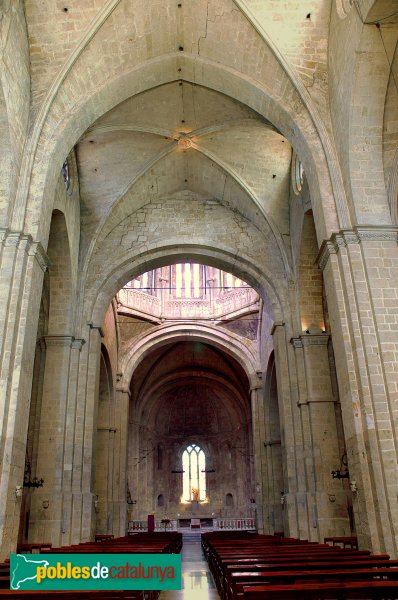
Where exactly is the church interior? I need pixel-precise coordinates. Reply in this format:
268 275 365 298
1 0 398 567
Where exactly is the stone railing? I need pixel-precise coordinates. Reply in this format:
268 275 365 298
128 517 255 532
216 518 255 530
118 289 161 318
118 286 258 321
163 298 211 319
215 287 258 316
128 520 147 532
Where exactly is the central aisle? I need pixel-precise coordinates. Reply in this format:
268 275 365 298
159 536 221 600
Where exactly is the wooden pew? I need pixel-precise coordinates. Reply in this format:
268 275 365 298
229 568 398 600
95 535 114 542
324 535 358 550
16 543 52 554
242 580 398 599
202 530 398 600
0 533 182 598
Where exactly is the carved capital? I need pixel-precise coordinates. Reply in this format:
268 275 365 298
87 322 105 338
29 241 50 272
43 335 75 348
71 338 86 351
318 226 398 270
300 333 329 347
116 386 131 396
290 337 303 349
270 321 285 336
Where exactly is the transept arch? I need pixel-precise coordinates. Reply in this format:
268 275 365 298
120 322 261 392
86 241 286 334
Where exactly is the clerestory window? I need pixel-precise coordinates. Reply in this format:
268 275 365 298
182 444 206 502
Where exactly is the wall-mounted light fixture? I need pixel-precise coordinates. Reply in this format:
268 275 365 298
24 476 44 488
24 451 44 488
331 468 349 479
280 492 285 506
331 452 349 480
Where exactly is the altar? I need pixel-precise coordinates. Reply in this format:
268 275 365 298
177 517 214 528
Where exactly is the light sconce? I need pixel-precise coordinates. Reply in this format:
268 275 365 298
331 468 349 479
24 476 44 488
349 480 358 494
15 485 23 498
127 488 137 505
328 494 336 503
280 492 285 506
331 452 349 480
42 499 49 509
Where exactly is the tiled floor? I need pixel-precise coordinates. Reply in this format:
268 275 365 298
159 541 220 599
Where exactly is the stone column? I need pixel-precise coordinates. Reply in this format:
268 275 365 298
0 230 48 560
112 385 130 536
28 335 85 546
250 376 267 533
128 410 140 523
272 321 308 540
291 332 351 542
79 324 102 543
319 226 398 555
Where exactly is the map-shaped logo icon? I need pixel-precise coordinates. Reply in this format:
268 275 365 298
11 554 49 590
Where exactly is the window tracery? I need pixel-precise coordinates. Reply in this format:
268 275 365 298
182 444 206 502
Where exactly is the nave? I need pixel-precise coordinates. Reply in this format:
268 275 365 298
159 533 220 600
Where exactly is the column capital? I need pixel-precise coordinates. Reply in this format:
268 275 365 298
250 384 263 392
115 386 131 396
71 338 86 351
87 322 105 337
42 335 86 349
0 228 50 272
317 225 398 270
43 335 74 348
290 337 303 349
28 241 50 272
300 333 329 347
270 321 285 336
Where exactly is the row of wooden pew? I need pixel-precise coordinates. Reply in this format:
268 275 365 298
202 530 398 599
0 532 182 599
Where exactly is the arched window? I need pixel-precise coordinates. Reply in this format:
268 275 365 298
226 493 234 507
182 444 206 501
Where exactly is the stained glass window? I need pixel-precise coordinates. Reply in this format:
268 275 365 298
182 444 206 501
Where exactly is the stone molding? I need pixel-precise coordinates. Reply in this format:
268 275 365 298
263 439 281 447
0 228 50 272
301 333 329 347
71 338 86 351
317 226 398 270
270 321 285 336
28 241 51 273
291 333 329 349
115 386 131 396
250 384 263 392
87 322 105 338
43 335 85 349
290 337 303 349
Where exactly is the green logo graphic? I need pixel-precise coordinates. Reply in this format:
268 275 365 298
10 554 181 591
